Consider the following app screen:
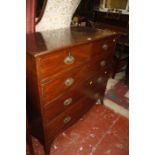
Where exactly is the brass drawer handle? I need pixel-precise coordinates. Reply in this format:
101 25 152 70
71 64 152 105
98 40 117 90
89 81 93 85
64 52 75 64
64 98 72 106
113 39 116 42
100 60 106 67
102 44 108 50
104 71 108 75
87 37 92 41
97 77 103 83
63 116 72 124
94 93 100 99
64 78 74 87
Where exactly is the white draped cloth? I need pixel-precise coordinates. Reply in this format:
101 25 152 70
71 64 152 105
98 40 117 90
36 0 81 31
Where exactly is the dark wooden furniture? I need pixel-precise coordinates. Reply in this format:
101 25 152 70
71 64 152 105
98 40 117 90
74 0 97 20
92 9 129 81
26 27 117 154
112 33 129 79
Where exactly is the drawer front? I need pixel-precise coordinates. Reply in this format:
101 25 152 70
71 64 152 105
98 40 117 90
40 44 92 81
43 89 84 124
87 56 110 74
91 37 116 59
78 71 109 101
45 96 94 142
41 65 92 104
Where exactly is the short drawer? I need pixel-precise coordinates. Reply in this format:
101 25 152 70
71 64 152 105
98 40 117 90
87 56 110 74
78 72 109 101
40 43 92 81
41 65 92 104
43 89 83 124
45 96 94 142
91 37 116 59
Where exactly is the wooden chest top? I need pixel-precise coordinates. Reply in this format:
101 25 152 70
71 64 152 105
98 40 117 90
26 27 117 57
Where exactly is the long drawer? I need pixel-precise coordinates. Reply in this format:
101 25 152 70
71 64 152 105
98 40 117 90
41 65 92 104
44 96 95 142
39 44 92 81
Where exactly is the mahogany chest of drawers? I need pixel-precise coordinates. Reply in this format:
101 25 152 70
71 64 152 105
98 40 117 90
26 27 117 153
